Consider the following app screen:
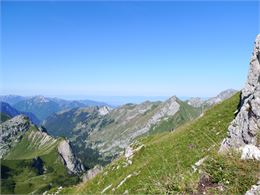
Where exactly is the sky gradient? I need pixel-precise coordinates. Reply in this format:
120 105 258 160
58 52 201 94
1 1 260 99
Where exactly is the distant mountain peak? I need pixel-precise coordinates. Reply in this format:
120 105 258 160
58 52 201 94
32 95 51 103
187 97 205 108
98 106 112 116
187 89 238 108
167 95 178 102
206 89 238 106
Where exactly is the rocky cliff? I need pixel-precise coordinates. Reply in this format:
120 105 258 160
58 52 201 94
58 140 85 174
220 34 260 152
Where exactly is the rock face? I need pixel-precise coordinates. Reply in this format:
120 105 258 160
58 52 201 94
0 115 31 158
220 35 260 152
57 140 85 174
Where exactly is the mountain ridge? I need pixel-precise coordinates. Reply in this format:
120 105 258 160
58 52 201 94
0 115 84 194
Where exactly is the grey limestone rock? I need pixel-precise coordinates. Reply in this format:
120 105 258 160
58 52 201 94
220 34 260 152
0 115 30 158
58 140 85 174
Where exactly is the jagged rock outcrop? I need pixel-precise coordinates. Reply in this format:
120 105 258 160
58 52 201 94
58 140 85 174
0 115 30 158
220 35 260 153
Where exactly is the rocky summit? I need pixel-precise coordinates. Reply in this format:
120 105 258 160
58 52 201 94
220 34 260 152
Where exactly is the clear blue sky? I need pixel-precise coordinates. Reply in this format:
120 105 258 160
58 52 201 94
1 1 259 99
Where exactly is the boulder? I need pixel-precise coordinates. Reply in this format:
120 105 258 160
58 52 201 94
58 140 85 174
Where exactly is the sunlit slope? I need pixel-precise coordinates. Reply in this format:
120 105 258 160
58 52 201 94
1 126 79 194
64 93 258 194
4 126 59 160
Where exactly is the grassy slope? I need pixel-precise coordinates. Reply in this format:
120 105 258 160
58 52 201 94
1 127 79 194
149 99 201 134
64 93 259 194
5 126 59 160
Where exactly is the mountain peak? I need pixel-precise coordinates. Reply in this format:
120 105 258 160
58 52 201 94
167 95 178 102
206 89 237 106
32 95 50 103
98 106 112 116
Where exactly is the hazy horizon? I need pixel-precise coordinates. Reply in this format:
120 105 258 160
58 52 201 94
0 88 235 106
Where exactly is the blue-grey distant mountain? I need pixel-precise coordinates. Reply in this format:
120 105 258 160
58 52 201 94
13 96 62 121
0 95 27 105
0 102 40 125
78 99 110 107
5 95 111 121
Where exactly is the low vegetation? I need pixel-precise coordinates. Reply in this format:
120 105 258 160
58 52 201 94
149 99 201 134
1 127 79 194
61 93 258 194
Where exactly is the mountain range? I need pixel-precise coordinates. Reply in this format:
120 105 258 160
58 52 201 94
59 35 260 194
0 115 84 194
0 95 110 121
0 89 239 194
